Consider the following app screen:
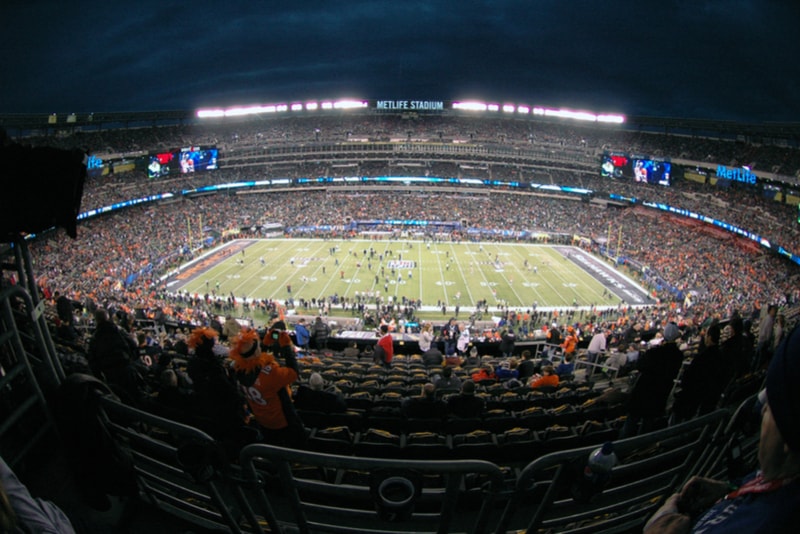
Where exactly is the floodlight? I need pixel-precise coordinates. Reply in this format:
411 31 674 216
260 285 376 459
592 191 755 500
452 102 487 111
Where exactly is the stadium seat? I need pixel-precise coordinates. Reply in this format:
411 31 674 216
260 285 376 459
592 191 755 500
496 410 729 533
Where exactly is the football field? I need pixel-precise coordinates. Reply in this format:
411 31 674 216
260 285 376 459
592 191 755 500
165 239 654 314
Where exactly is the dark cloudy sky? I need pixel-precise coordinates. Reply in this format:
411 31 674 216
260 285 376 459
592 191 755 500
2 0 798 122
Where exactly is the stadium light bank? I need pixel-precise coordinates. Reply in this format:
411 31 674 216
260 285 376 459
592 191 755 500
196 98 625 124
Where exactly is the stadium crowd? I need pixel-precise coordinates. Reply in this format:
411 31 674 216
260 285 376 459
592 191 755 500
32 114 797 259
30 189 799 332
5 113 800 532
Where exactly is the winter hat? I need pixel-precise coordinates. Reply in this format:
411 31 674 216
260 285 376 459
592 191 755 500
663 322 681 342
188 327 217 357
229 328 270 373
766 325 800 452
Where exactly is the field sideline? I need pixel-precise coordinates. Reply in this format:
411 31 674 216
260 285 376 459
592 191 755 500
164 239 654 314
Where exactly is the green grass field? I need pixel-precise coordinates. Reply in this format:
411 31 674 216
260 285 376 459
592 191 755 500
167 239 651 317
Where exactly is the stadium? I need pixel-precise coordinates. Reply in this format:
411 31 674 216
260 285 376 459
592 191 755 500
2 99 800 533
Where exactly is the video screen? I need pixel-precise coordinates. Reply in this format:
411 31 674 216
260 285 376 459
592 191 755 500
148 146 218 178
600 153 671 186
601 153 628 179
179 147 218 174
148 152 174 179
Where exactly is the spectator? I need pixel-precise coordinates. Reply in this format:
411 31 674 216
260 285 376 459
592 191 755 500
721 315 751 381
294 318 311 351
0 456 76 534
312 316 330 351
186 327 244 439
471 364 496 383
456 324 471 356
401 383 446 420
499 328 516 358
545 324 563 358
442 317 460 357
374 324 394 368
673 323 729 421
644 325 800 532
495 358 520 381
230 328 304 447
293 372 347 414
555 353 575 377
418 322 434 352
433 366 462 391
153 368 194 423
530 365 560 389
517 350 537 382
422 344 444 367
621 322 684 438
87 308 144 405
446 380 486 419
221 315 241 342
263 320 295 360
560 326 578 358
586 327 608 363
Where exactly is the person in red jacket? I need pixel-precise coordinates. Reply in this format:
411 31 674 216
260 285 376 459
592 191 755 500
230 328 305 447
374 324 394 368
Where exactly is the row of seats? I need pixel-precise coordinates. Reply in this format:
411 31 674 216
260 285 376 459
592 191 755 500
299 399 626 435
95 392 756 534
306 418 623 463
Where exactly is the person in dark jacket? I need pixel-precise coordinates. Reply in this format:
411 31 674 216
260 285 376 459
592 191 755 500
446 380 486 419
672 323 729 421
293 372 347 414
621 322 685 437
644 325 800 533
499 328 516 358
87 308 144 404
312 316 330 350
186 327 244 439
401 383 447 420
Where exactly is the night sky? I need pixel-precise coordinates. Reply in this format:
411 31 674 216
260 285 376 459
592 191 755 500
2 0 798 122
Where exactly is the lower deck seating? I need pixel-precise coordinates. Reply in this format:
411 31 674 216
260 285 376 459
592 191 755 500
94 391 741 533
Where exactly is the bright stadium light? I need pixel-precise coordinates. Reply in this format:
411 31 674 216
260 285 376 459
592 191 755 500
452 101 487 111
502 104 515 113
597 114 625 123
291 103 303 111
517 105 530 114
305 102 318 110
334 100 368 109
321 102 334 109
487 104 500 112
196 109 225 118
